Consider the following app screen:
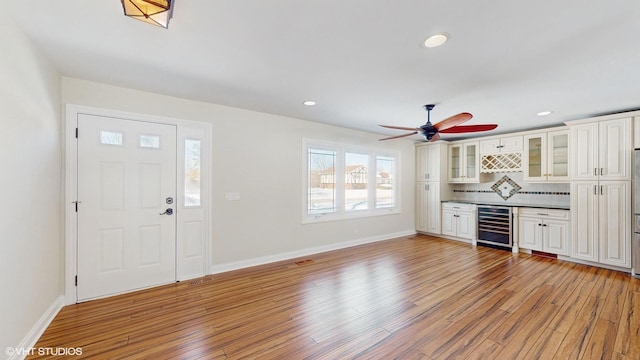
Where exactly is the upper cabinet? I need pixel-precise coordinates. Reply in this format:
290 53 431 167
479 135 523 154
448 142 481 183
568 117 631 181
416 143 446 181
523 130 569 182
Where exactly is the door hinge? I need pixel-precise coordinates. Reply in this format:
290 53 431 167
75 128 78 139
75 275 78 286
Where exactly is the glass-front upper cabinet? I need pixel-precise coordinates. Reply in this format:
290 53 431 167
448 142 480 183
523 130 569 182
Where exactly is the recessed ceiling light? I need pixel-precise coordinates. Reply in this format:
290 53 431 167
424 33 449 48
537 110 553 116
303 100 316 106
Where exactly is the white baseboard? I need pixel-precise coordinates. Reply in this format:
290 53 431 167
9 296 64 360
209 230 416 275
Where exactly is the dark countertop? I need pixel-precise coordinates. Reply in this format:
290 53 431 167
442 200 570 210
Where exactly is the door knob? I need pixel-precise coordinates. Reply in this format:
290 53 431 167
160 208 173 215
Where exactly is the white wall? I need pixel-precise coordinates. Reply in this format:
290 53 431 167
0 18 63 353
62 78 416 270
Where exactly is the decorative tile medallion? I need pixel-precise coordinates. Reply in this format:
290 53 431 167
491 175 522 200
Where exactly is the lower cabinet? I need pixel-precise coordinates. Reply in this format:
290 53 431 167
518 208 570 256
441 202 476 240
416 182 442 234
571 181 631 268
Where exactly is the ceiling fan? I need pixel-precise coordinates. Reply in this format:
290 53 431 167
379 104 497 141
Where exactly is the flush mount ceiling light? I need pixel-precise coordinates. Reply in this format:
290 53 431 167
121 0 174 28
423 33 449 48
537 110 553 116
303 100 316 106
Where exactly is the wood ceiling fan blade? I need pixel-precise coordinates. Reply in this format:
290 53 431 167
438 124 498 133
379 125 422 131
433 112 473 131
378 132 418 141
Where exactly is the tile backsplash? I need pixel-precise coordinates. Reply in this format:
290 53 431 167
451 172 570 207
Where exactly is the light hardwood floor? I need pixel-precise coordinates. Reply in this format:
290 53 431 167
29 234 640 359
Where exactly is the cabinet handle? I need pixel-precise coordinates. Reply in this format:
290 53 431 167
593 184 597 195
594 168 598 176
537 213 548 216
542 224 547 227
600 185 603 195
600 168 604 176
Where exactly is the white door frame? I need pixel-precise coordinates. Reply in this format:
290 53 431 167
64 104 211 305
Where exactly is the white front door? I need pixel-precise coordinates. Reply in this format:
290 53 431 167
77 114 177 301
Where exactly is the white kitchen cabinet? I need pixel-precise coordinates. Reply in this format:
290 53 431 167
448 142 480 183
416 182 444 234
416 143 445 181
523 130 569 182
518 208 570 256
571 181 631 268
479 135 523 154
441 202 476 240
416 143 452 235
569 117 631 181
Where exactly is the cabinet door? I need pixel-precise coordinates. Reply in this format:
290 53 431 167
416 145 428 181
571 181 598 261
415 182 429 232
523 134 546 182
519 217 542 251
441 209 457 237
599 181 631 267
544 220 570 256
448 144 463 183
425 182 441 234
599 118 630 180
500 136 523 152
456 211 475 240
571 123 598 180
425 145 441 181
463 142 479 182
547 131 569 181
479 139 500 154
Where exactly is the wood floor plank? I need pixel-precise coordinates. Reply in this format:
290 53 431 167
25 235 640 359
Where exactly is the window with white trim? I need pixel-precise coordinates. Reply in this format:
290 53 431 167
304 140 400 222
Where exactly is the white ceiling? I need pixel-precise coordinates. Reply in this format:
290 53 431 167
7 0 640 141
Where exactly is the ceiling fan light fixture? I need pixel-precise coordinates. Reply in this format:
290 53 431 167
121 0 174 28
424 33 449 48
537 110 553 116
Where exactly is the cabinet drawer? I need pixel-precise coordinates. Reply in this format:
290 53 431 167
519 207 569 220
442 202 476 212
